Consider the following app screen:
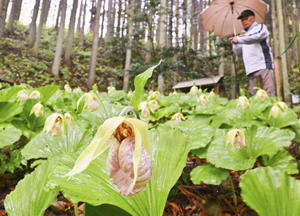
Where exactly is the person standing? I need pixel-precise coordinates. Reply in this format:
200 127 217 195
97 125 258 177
230 9 275 97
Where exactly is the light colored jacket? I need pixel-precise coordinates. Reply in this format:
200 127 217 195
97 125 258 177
233 22 273 75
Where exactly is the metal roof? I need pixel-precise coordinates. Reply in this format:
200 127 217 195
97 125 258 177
172 75 224 89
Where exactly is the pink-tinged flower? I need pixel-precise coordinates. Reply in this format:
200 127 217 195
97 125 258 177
189 85 198 95
171 112 185 123
43 113 65 136
226 129 245 150
255 89 268 101
29 90 41 99
17 90 29 102
30 103 44 117
238 96 249 110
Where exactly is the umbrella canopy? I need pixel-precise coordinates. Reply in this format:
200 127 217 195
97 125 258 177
200 0 269 37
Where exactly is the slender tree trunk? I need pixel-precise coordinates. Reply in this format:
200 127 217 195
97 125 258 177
199 0 205 49
271 0 279 57
276 0 290 101
79 0 87 45
175 0 179 47
7 0 23 33
104 0 113 41
111 0 116 38
145 0 154 62
33 0 47 56
87 0 102 88
116 0 121 37
100 0 105 39
90 0 96 32
290 1 297 64
52 0 67 78
158 0 166 93
167 0 173 47
121 0 126 38
0 0 9 37
77 0 83 33
297 2 300 70
192 0 198 50
42 0 51 25
182 0 187 46
64 0 79 66
28 0 40 48
123 0 134 91
230 55 237 99
55 0 62 31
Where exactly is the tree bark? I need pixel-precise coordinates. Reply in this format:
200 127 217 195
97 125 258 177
0 0 9 37
276 0 290 101
158 0 167 93
104 0 113 41
42 0 51 25
28 0 40 48
175 0 179 47
271 0 279 57
192 0 198 50
87 0 102 88
167 0 173 47
116 0 121 37
100 0 105 39
7 0 23 33
55 0 62 31
123 0 134 92
64 0 79 66
79 0 87 45
76 0 83 33
51 0 67 78
33 0 47 56
297 3 300 70
145 0 154 62
90 0 96 32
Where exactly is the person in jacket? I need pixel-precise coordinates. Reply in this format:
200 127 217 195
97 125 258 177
230 9 275 97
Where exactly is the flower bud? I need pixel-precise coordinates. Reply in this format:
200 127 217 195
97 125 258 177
17 90 29 102
226 129 245 150
208 91 215 98
73 87 82 93
30 103 44 117
190 85 198 95
29 90 40 99
199 94 208 106
127 90 134 98
269 105 282 119
238 96 249 110
138 101 150 118
256 89 268 101
148 100 159 112
43 113 65 136
147 91 160 100
64 84 72 93
64 113 73 125
107 86 116 94
171 112 185 123
276 101 288 110
77 92 101 112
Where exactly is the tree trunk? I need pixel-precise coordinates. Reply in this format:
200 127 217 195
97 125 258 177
167 0 173 47
192 0 198 50
230 55 237 99
104 0 113 41
297 3 300 70
123 0 134 92
33 0 47 56
145 0 154 62
100 0 105 39
90 0 96 32
290 1 297 64
64 0 79 66
175 0 179 47
116 0 121 37
76 0 83 33
271 0 279 57
158 0 167 93
51 0 67 78
0 0 9 37
79 0 87 45
276 0 290 101
121 0 126 38
42 0 51 25
28 0 40 48
7 0 23 33
55 0 62 31
87 0 102 88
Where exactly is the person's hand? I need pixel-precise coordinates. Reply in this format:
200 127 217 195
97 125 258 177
229 37 238 44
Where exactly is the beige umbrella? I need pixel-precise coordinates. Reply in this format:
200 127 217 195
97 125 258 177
200 0 269 37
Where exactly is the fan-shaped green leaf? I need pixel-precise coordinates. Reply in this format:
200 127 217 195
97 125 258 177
0 102 23 122
191 164 229 185
240 167 300 216
4 160 58 216
0 125 22 148
48 125 190 216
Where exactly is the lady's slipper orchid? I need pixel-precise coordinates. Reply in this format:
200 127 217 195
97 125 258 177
269 102 288 118
190 85 198 95
148 100 159 112
30 103 44 117
147 91 160 100
29 90 40 99
138 101 150 118
77 92 101 112
107 86 116 94
199 94 208 106
127 90 134 98
226 129 245 150
64 113 73 125
43 113 65 136
238 96 249 110
65 117 152 196
171 112 185 123
64 84 72 93
17 90 29 102
256 89 268 101
73 87 82 93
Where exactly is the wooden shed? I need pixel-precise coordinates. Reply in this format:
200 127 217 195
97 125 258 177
172 75 224 94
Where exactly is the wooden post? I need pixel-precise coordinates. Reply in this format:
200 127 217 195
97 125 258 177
274 57 283 100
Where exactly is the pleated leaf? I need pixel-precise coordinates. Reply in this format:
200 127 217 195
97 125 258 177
207 126 294 171
48 125 190 216
0 124 22 148
191 164 229 185
4 160 58 216
240 167 300 216
0 102 23 122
